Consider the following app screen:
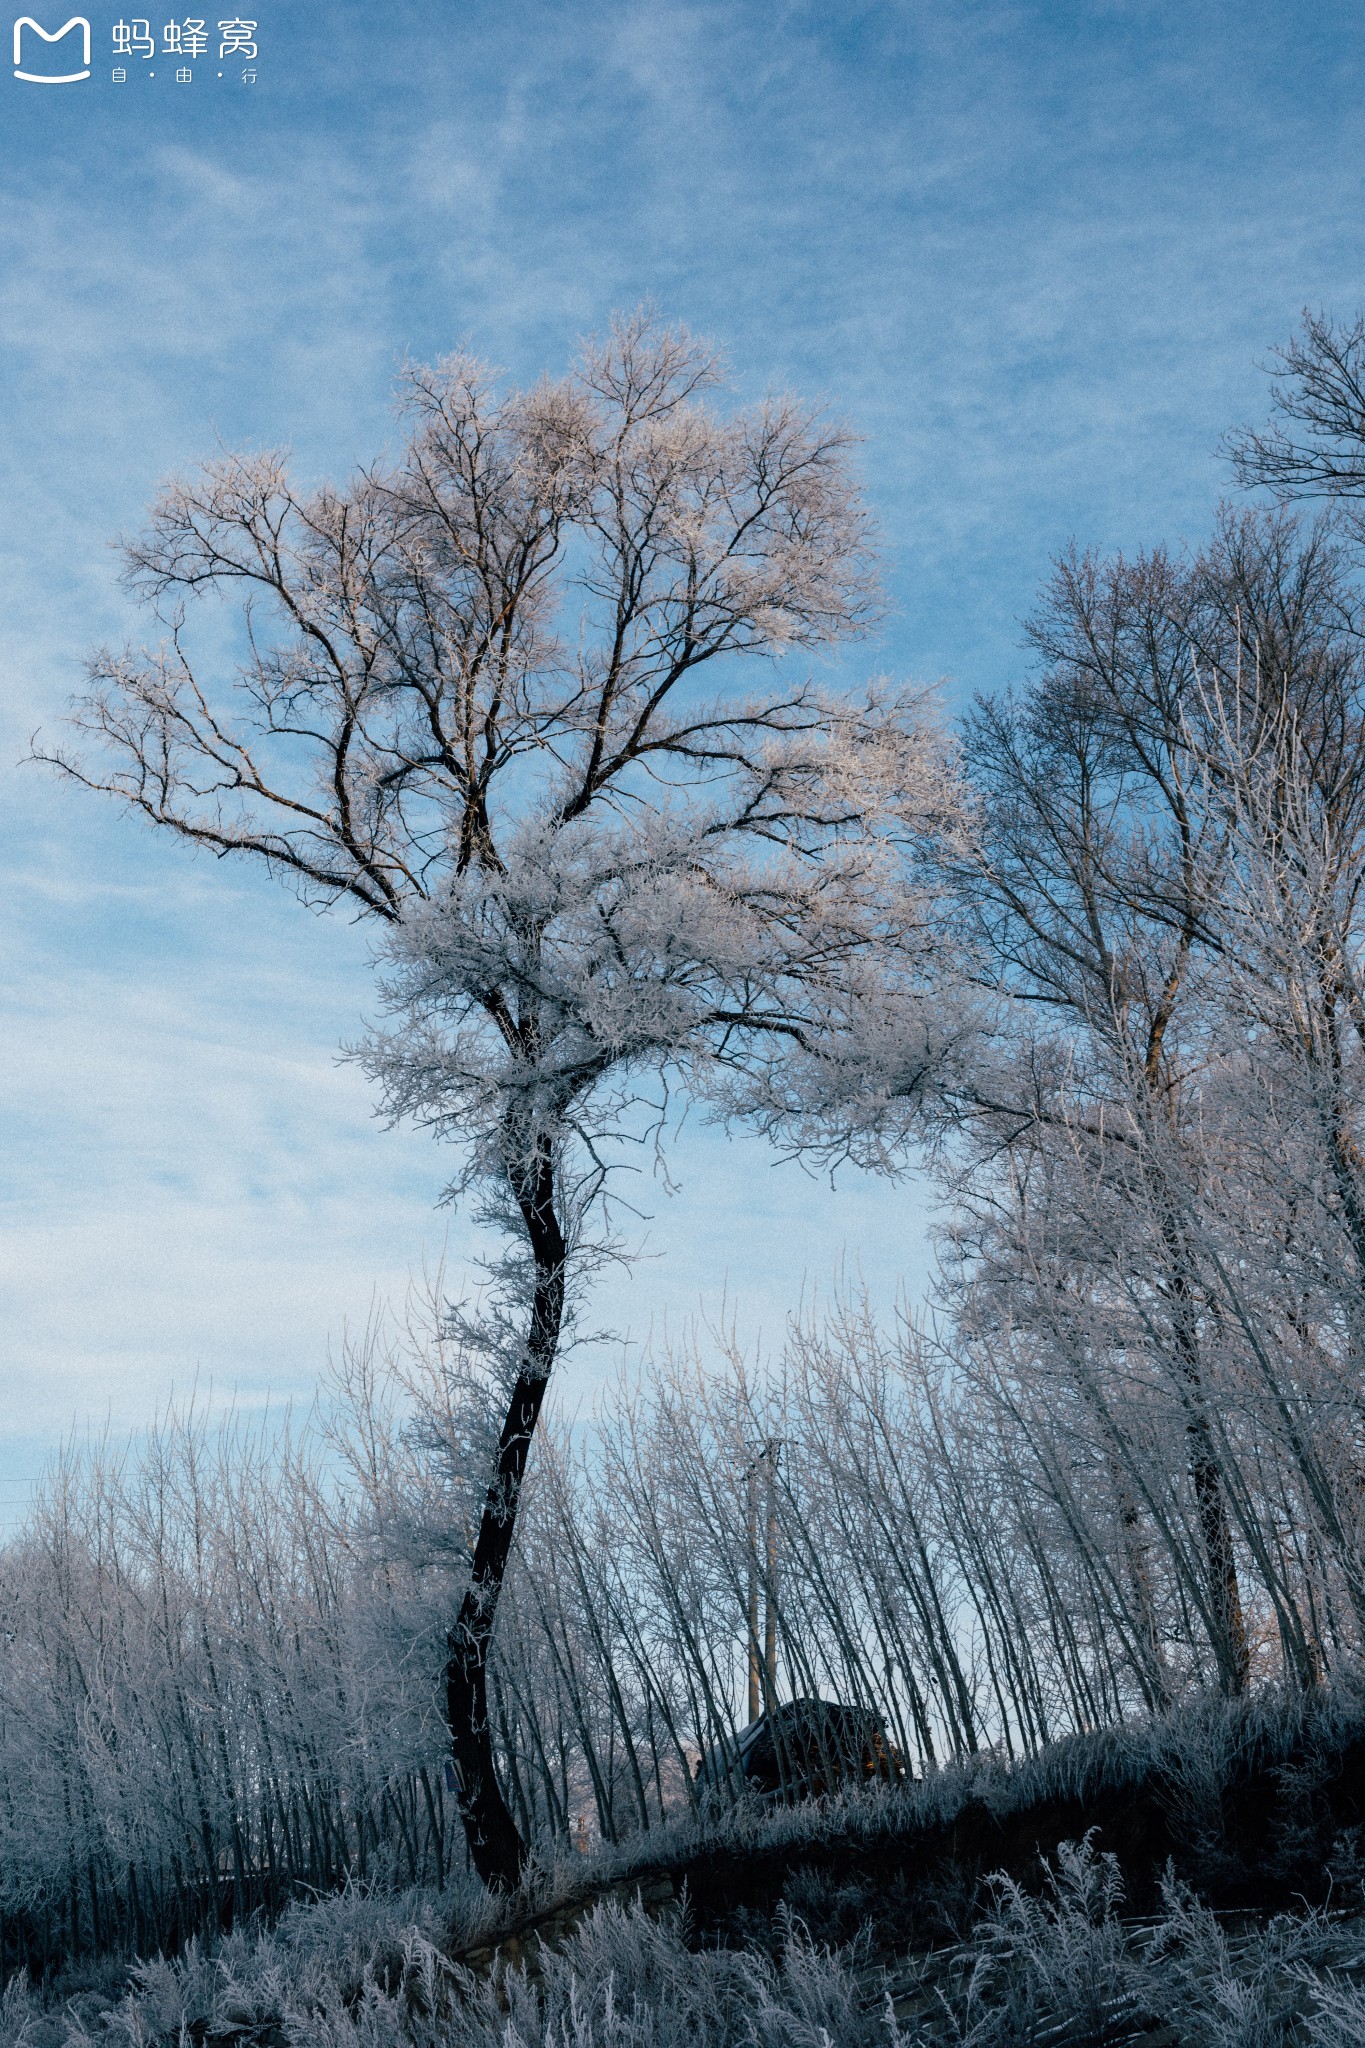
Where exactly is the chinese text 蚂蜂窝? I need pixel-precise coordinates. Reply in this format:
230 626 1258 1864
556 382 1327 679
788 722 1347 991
110 17 258 61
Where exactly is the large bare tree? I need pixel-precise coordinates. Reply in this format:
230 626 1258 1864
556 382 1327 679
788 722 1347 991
41 310 965 1887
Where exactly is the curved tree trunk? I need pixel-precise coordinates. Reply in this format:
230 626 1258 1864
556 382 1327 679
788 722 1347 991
446 1141 566 1891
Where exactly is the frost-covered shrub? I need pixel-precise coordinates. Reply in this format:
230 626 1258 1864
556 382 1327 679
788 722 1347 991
284 1901 897 2048
1307 1978 1365 2047
1138 1879 1351 2048
10 1835 1365 2048
924 1840 1365 2048
0 1900 903 2048
927 1834 1144 2047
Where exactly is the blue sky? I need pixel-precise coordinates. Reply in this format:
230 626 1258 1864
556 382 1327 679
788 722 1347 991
1 0 1361 1516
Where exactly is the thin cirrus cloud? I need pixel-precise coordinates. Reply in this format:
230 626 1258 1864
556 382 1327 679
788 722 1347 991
1 0 1362 1514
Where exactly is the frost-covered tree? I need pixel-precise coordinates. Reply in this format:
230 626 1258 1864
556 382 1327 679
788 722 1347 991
43 310 970 1887
929 530 1251 1693
944 507 1365 1697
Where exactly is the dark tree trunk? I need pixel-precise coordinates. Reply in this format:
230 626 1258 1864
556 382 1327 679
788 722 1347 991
1167 1254 1249 1694
446 1140 566 1891
1188 1419 1249 1693
1149 1183 1251 1696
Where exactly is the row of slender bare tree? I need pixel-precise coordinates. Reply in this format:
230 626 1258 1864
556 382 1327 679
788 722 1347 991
10 306 1365 1916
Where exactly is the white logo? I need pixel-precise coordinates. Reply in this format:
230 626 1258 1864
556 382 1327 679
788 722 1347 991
12 15 91 80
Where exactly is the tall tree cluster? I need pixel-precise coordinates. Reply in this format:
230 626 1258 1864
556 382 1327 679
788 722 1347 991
10 310 1365 1934
946 503 1365 1703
